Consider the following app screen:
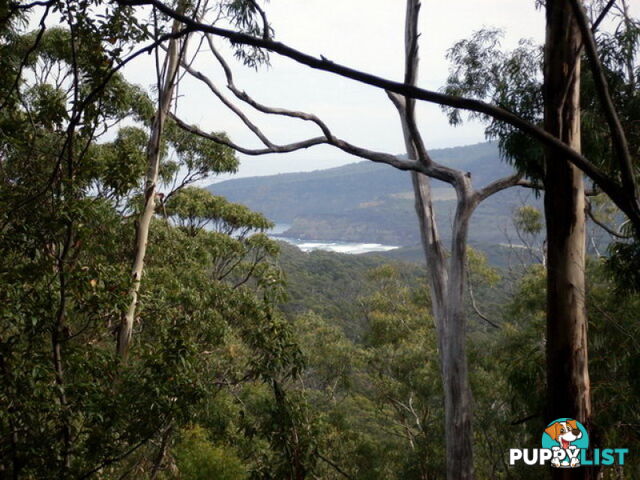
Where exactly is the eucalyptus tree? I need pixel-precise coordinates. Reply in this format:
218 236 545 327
384 4 532 478
0 22 155 475
138 1 531 477
527 11 608 478
5 0 637 477
116 4 190 361
443 6 639 474
544 8 592 474
0 11 305 479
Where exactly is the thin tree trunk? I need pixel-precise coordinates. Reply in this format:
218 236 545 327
395 0 448 353
544 1 592 478
407 148 475 480
442 187 475 480
391 2 475 478
412 173 448 339
117 18 187 360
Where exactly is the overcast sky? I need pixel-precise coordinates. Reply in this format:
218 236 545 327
119 1 624 181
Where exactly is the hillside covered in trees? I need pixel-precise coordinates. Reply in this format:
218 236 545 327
1 1 640 480
209 143 525 247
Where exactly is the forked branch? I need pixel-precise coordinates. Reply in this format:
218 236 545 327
114 0 640 233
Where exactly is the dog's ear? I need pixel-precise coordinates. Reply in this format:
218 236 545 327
545 422 561 441
567 419 578 430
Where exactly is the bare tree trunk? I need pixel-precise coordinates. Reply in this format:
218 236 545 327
412 173 448 338
544 1 592 479
391 2 475 478
442 186 475 480
406 153 476 480
117 19 188 360
409 159 476 480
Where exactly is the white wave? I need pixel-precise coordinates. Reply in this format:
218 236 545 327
276 237 399 255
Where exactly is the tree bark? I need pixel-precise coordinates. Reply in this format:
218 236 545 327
392 2 475 478
442 185 475 480
407 160 476 480
544 1 592 479
404 153 476 480
117 18 188 360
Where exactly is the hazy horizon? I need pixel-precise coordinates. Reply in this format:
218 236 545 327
118 1 637 185
119 1 550 183
206 140 496 184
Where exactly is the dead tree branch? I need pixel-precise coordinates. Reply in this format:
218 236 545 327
113 0 640 233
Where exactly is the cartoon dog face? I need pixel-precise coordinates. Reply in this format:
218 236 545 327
545 420 583 450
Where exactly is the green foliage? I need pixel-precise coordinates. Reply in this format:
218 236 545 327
444 29 544 178
166 186 272 236
217 0 273 68
0 17 297 479
290 265 445 480
482 261 640 477
586 261 640 458
164 119 239 177
444 13 639 184
172 426 248 480
278 242 424 339
582 8 640 176
514 205 543 236
467 246 501 286
92 126 149 195
606 237 640 293
278 247 640 479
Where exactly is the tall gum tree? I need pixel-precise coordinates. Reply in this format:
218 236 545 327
443 6 595 469
117 10 189 360
544 1 591 478
23 0 635 476
388 2 475 478
159 2 529 477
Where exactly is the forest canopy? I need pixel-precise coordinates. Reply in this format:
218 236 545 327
1 1 639 479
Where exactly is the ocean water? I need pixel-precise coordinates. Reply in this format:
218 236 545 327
203 223 399 254
268 225 399 254
276 237 399 254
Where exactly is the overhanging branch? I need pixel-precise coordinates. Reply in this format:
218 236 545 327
170 114 325 154
115 0 640 230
